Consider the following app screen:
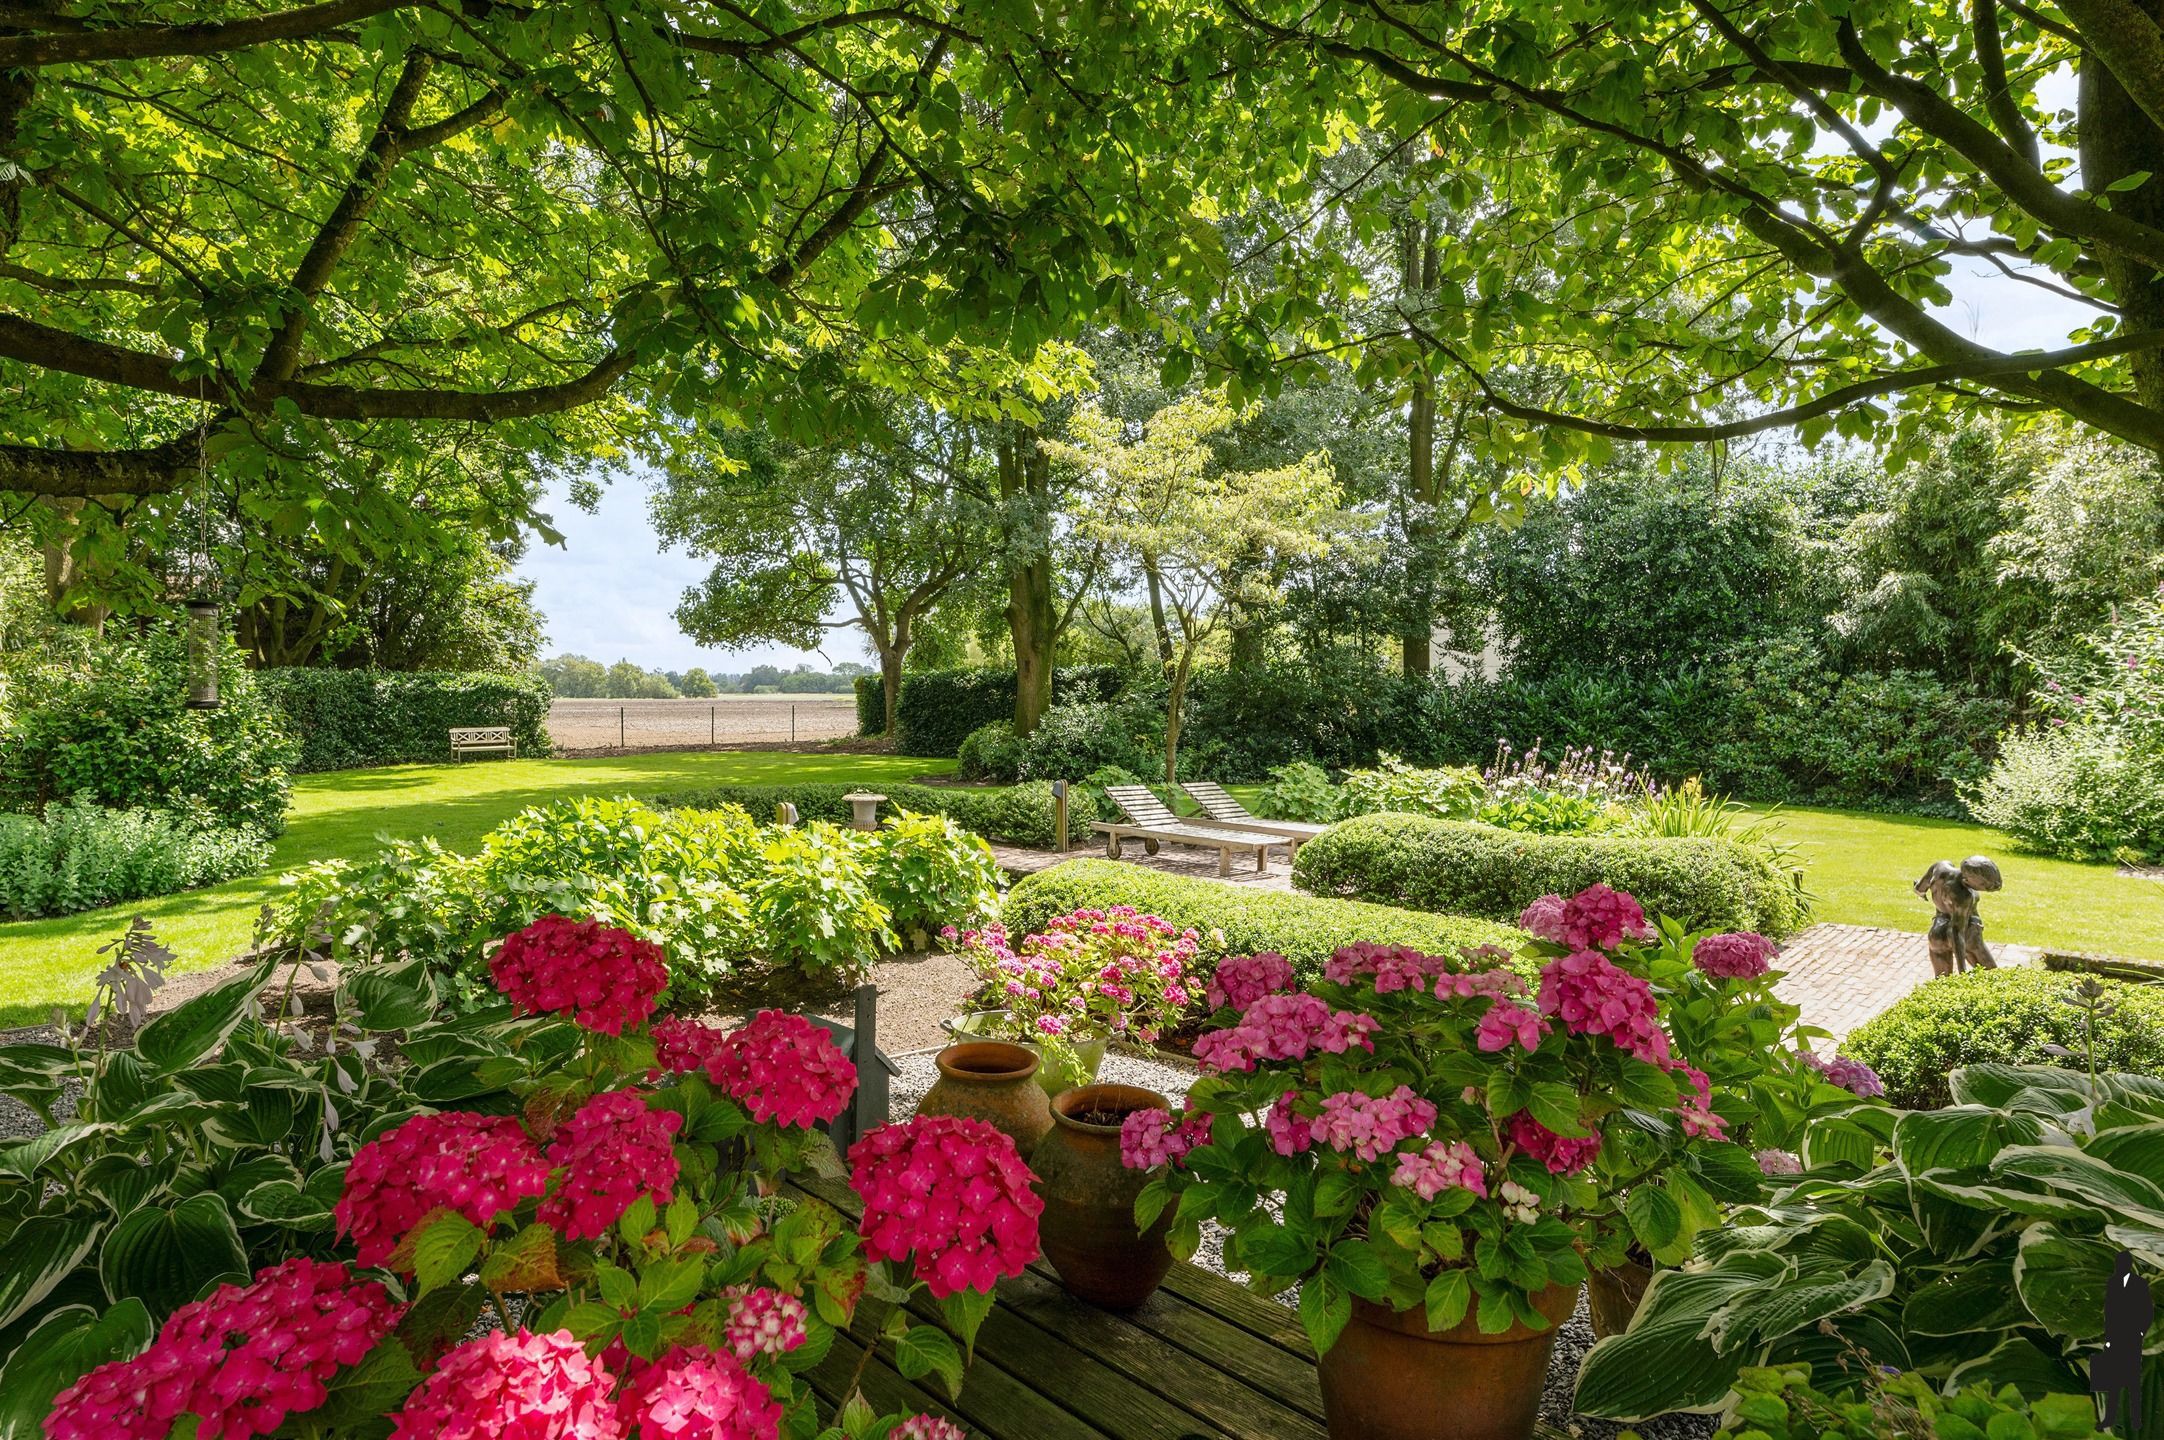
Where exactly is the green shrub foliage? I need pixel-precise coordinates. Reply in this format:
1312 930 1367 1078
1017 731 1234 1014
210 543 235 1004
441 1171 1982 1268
1002 858 1524 981
956 720 1025 782
1291 811 1808 937
1842 966 2164 1108
1016 697 1167 781
646 780 1097 849
2 623 295 836
882 664 1127 756
1712 1367 2101 1440
1255 761 1341 822
253 668 552 772
0 797 271 918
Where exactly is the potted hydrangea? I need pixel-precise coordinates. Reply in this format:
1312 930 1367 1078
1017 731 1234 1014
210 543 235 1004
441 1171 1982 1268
943 906 1203 1094
1124 886 1749 1440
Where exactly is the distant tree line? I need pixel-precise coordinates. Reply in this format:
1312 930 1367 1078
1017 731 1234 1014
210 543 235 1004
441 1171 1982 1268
540 655 870 700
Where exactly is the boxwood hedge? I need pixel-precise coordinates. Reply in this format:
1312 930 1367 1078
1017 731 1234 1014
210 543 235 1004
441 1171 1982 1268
1842 966 2164 1108
875 665 1128 756
647 780 1097 850
1002 858 1525 981
1290 811 1807 937
255 668 552 772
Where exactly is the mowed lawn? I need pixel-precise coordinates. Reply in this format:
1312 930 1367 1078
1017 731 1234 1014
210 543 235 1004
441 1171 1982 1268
0 751 949 1029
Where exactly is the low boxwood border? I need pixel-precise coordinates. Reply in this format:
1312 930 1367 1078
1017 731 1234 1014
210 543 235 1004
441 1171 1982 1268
647 780 1096 851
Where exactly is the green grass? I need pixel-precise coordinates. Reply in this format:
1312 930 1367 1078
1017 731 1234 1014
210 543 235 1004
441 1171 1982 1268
0 751 948 1029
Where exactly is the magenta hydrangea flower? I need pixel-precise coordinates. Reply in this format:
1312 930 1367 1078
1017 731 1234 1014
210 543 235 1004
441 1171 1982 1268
1756 1148 1803 1176
649 1017 731 1075
1692 932 1777 981
723 1288 808 1363
1263 1091 1315 1156
539 1089 682 1242
1118 1104 1211 1170
1671 1064 1727 1139
1191 993 1378 1074
849 1114 1043 1299
1209 951 1296 1009
703 1011 857 1128
1508 1113 1602 1175
1556 884 1655 950
389 1329 620 1440
1392 1140 1488 1201
1536 949 1671 1065
1313 1086 1438 1162
1801 1052 1886 1098
1322 942 1450 994
490 914 668 1036
1474 999 1549 1053
336 1111 551 1269
46 1259 400 1440
617 1345 781 1440
892 1418 966 1440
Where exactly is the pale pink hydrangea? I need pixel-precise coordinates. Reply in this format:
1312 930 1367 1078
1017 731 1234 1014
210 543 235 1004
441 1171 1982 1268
1266 1091 1314 1156
1322 942 1449 994
1692 932 1777 981
1392 1140 1488 1201
45 1259 400 1440
336 1110 550 1268
1118 1104 1211 1170
1312 1086 1438 1162
649 1017 731 1075
489 914 668 1036
617 1345 780 1440
1756 1148 1803 1176
1671 1064 1727 1139
1435 969 1526 1001
1209 951 1296 1009
1507 1112 1602 1176
1536 949 1671 1065
723 1289 807 1363
1474 999 1549 1053
1517 894 1569 944
891 1418 966 1440
703 1010 858 1128
540 1090 683 1242
388 1329 620 1440
1191 993 1378 1074
848 1114 1043 1299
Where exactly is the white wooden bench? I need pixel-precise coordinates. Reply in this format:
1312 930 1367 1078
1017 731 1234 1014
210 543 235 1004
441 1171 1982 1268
449 725 517 761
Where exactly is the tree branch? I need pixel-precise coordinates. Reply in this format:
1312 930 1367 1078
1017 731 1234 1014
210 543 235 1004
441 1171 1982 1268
0 0 409 66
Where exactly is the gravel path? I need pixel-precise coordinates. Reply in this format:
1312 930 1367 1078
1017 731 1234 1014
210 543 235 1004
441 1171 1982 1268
888 1044 1717 1440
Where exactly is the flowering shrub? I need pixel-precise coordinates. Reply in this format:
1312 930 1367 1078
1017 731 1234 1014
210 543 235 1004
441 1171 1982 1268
945 905 1203 1083
1136 884 1846 1356
16 918 1039 1440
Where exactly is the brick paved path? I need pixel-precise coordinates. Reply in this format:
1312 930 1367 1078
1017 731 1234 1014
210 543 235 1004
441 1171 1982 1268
1774 923 2040 1046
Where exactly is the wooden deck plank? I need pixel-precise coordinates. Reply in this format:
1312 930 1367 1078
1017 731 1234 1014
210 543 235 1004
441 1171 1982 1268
1157 1261 1312 1356
1064 1281 1328 1422
805 1327 961 1427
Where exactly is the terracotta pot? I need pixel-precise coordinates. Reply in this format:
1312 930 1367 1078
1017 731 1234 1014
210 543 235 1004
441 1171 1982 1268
1316 1283 1580 1440
1586 1258 1652 1340
914 1042 1053 1156
1031 1084 1175 1309
944 1010 1109 1097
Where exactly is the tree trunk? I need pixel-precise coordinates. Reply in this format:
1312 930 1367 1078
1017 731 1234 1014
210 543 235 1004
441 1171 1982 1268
1144 560 1174 668
878 643 906 739
1000 425 1057 735
40 500 108 630
1162 645 1195 784
1401 217 1442 677
2081 35 2164 413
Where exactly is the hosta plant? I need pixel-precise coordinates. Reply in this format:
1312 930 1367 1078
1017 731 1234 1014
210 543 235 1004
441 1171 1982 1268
1575 1061 2164 1427
1130 884 1759 1356
1714 1364 2102 1440
2 914 1039 1440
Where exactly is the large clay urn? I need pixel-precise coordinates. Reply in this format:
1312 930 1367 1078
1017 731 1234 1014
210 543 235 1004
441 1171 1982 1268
1586 1258 1652 1340
1031 1084 1175 1309
914 1041 1053 1156
1315 1282 1580 1440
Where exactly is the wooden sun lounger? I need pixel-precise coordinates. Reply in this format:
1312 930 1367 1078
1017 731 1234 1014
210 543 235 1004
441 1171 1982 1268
1177 781 1329 854
1091 784 1279 877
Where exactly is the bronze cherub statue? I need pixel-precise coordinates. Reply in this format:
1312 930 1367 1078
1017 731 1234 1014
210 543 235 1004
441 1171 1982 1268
1913 855 2003 977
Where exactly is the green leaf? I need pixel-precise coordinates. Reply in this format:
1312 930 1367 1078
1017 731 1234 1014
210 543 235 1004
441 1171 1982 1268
1324 1239 1391 1300
342 958 441 1031
1527 1081 1588 1137
1237 1225 1317 1280
410 1212 485 1297
1299 1272 1352 1355
1424 1270 1471 1332
1624 1186 1685 1262
306 1334 423 1434
1891 1107 2040 1174
937 1286 998 1355
0 1299 153 1440
891 1322 964 1399
2013 1223 2120 1341
134 960 272 1073
1572 1260 1783 1420
479 1222 563 1294
98 1194 247 1319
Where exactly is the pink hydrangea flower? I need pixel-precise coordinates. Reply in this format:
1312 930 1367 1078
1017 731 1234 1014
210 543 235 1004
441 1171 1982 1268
46 1259 400 1440
1191 993 1378 1074
1692 932 1777 981
490 914 668 1036
1435 969 1526 1001
1322 943 1449 994
1209 952 1295 1009
1536 950 1671 1065
892 1418 966 1440
650 1017 731 1075
541 1090 683 1242
1312 1086 1438 1162
1474 999 1549 1053
1756 1148 1803 1176
848 1114 1043 1299
1118 1104 1211 1170
1801 1051 1885 1098
703 1011 858 1128
388 1328 620 1440
1670 1064 1727 1139
1266 1091 1314 1156
1517 894 1569 944
1392 1140 1488 1201
336 1111 551 1268
1508 1113 1602 1175
617 1345 781 1440
1555 884 1655 950
723 1289 808 1363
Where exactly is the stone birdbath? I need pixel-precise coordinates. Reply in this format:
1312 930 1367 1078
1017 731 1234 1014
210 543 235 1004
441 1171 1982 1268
841 791 887 831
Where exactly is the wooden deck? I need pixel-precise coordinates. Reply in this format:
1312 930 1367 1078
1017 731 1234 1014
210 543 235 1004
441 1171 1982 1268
794 1177 1573 1440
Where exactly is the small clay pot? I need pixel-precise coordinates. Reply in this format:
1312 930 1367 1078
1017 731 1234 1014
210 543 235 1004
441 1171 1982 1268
1586 1258 1653 1340
1032 1084 1175 1309
914 1041 1053 1156
1315 1283 1581 1440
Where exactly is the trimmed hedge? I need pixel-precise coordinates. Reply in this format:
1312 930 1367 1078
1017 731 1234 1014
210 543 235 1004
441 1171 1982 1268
1002 858 1525 982
647 781 1097 850
254 668 553 772
854 675 884 736
1843 967 2164 1108
1290 811 1808 938
877 665 1129 757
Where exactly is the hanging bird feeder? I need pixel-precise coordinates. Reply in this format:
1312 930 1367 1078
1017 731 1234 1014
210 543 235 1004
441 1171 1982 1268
182 595 221 710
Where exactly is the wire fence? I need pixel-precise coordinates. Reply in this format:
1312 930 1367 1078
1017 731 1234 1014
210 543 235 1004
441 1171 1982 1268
546 697 860 753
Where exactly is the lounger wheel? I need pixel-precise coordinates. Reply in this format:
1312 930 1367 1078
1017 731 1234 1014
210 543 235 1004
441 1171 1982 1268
1105 835 1121 859
1142 838 1160 856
